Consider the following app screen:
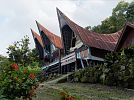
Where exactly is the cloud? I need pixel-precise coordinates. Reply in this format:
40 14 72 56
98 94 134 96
0 0 131 56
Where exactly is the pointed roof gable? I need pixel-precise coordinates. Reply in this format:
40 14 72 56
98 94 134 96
115 23 134 51
57 8 122 51
36 21 63 49
31 29 44 48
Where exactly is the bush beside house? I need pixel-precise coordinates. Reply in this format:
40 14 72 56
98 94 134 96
73 47 134 89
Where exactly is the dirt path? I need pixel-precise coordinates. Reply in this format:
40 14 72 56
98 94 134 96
45 73 72 84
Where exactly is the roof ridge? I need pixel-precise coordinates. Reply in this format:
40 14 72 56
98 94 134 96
36 21 61 38
36 21 63 49
57 8 121 51
31 29 44 48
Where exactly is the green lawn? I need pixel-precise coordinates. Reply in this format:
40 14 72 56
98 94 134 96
34 82 134 100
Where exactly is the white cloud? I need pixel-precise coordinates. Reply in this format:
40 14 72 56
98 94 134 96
0 0 132 56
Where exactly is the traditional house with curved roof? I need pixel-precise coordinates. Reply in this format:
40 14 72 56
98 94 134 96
56 8 134 73
31 8 134 75
36 21 63 75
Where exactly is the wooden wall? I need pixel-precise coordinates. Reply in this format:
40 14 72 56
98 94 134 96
122 30 134 48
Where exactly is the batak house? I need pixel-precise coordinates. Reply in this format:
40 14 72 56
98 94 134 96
31 8 134 75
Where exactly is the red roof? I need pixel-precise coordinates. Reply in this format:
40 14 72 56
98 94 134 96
36 21 63 49
31 29 44 48
57 8 122 51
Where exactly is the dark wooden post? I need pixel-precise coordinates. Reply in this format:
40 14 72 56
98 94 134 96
74 49 78 71
58 49 61 74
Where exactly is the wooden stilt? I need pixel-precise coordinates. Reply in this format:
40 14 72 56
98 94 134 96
86 59 89 67
59 49 61 74
79 52 84 69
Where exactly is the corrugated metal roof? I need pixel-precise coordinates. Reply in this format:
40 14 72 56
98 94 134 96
57 8 122 51
36 21 63 49
31 29 44 48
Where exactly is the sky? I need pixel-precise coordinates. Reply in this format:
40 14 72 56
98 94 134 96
0 0 132 56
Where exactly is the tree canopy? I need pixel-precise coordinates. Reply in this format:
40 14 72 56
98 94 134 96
89 1 134 34
7 36 41 67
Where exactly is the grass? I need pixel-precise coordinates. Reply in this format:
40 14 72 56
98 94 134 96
34 82 134 100
55 83 134 100
33 85 61 100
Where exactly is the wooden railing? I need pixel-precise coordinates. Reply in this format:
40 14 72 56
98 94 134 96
61 52 76 66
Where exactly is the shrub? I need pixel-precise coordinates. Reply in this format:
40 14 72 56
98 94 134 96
74 69 83 82
74 65 103 83
0 63 40 100
102 47 134 88
73 47 134 89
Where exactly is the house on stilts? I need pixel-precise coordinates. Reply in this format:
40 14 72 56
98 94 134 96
36 21 63 75
31 8 134 75
57 8 120 74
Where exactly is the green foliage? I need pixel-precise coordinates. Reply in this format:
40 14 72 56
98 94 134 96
7 35 30 66
126 1 134 22
74 65 103 83
103 47 134 87
0 35 43 99
90 1 134 33
0 63 41 100
28 48 43 66
7 36 42 67
73 47 134 89
74 69 84 82
0 55 12 74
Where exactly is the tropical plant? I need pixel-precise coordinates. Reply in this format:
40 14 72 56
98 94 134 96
7 36 42 67
101 47 134 88
73 47 134 89
126 1 134 22
89 1 134 34
0 63 40 100
74 65 103 83
7 35 30 66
